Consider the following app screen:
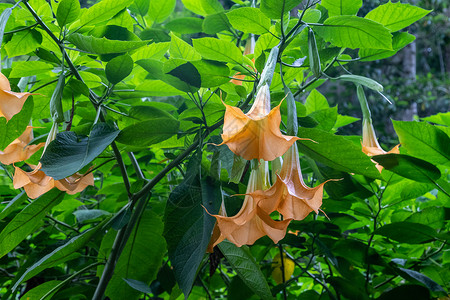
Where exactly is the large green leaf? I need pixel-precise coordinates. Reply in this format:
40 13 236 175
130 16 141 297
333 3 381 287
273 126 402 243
422 112 450 127
148 0 176 23
181 0 224 16
163 153 221 297
116 106 180 147
67 33 147 54
372 154 441 183
321 0 362 16
405 207 445 230
0 190 64 259
260 0 302 19
0 97 34 150
305 89 329 115
226 7 271 35
105 54 133 84
313 16 392 50
105 211 166 300
165 17 203 34
359 32 416 61
192 60 230 87
297 127 382 179
12 220 107 291
56 0 80 27
169 32 201 61
127 80 184 97
374 222 437 244
398 268 446 293
4 29 42 57
218 241 273 300
365 1 431 32
21 281 62 300
10 60 54 78
77 0 130 28
193 37 243 64
0 191 27 221
203 12 231 34
131 42 169 61
40 123 120 180
392 120 450 165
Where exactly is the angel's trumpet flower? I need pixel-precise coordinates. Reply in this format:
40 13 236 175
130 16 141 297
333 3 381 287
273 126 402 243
231 36 255 85
219 84 300 161
256 143 331 221
208 161 291 247
0 72 33 121
0 126 45 165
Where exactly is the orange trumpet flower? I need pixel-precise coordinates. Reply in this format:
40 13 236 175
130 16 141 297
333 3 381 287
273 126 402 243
0 72 33 121
219 84 299 161
0 126 45 165
256 143 331 221
361 118 399 172
208 162 291 247
13 163 94 199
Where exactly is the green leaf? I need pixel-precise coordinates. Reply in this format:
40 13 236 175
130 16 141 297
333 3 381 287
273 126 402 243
181 0 224 16
421 112 450 126
374 222 437 244
149 0 176 23
105 54 133 84
392 120 450 165
337 74 384 92
218 240 272 300
313 16 392 50
321 0 362 16
297 127 382 179
164 153 221 297
163 60 202 93
260 0 302 19
193 37 243 64
105 211 166 300
0 97 34 150
305 89 329 115
0 191 27 221
21 281 62 300
377 285 430 300
203 12 231 34
129 80 184 97
131 42 169 61
77 0 130 28
5 29 42 57
359 32 416 62
372 154 441 183
0 190 64 259
116 106 180 147
0 8 12 52
10 60 53 78
122 279 152 294
398 268 446 293
40 123 120 180
365 1 431 32
129 0 149 17
67 33 147 54
165 17 203 34
226 7 272 35
56 0 80 27
192 59 230 87
405 207 445 230
12 220 107 291
309 107 338 132
169 32 202 61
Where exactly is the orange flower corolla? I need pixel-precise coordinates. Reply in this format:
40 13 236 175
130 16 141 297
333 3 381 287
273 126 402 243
0 126 45 165
208 163 291 247
13 163 94 199
256 143 330 221
0 72 33 121
231 36 255 85
361 119 399 172
219 84 299 161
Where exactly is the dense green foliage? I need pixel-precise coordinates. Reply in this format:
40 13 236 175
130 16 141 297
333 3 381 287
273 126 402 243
0 0 448 299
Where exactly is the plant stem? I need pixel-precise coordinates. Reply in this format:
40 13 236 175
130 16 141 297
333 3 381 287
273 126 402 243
278 244 288 300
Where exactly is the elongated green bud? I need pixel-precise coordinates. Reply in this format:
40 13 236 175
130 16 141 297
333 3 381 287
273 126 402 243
50 73 65 123
339 74 383 92
258 45 279 89
308 28 321 77
356 84 372 121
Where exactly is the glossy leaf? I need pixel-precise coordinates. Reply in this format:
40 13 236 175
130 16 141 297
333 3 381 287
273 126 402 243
393 120 450 165
5 29 42 57
314 16 392 50
359 32 416 61
77 0 130 28
0 190 64 259
56 0 80 27
372 154 441 183
226 7 272 35
68 33 147 54
193 37 243 64
9 61 53 78
105 54 134 84
374 222 437 244
149 0 176 23
218 240 273 300
181 0 224 16
365 1 431 32
169 32 202 61
40 123 120 180
203 12 231 34
321 0 362 16
165 17 203 34
297 127 382 179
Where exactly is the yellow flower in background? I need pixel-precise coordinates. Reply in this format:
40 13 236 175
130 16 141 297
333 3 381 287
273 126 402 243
256 143 331 221
0 126 45 165
13 163 94 199
208 162 291 247
361 118 400 172
0 72 33 121
271 252 295 285
218 84 299 161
